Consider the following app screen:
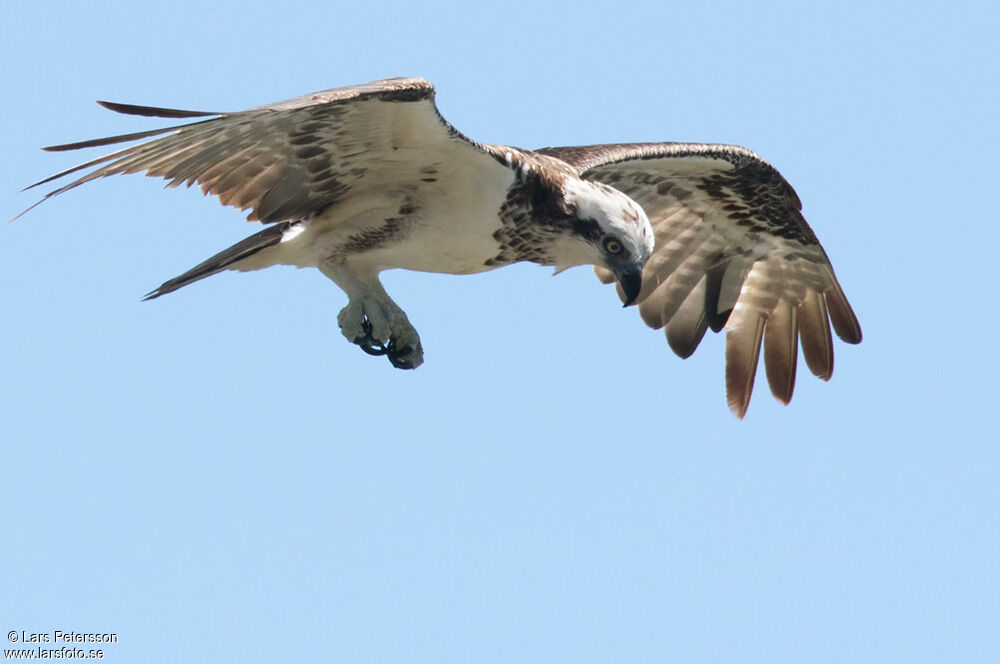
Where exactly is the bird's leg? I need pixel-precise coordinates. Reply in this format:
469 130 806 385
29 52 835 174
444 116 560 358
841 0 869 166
319 259 424 369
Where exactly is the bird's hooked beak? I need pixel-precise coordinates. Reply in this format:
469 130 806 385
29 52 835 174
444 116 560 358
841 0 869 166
617 268 643 307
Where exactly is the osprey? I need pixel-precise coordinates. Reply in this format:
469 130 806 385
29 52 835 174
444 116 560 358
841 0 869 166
20 77 861 417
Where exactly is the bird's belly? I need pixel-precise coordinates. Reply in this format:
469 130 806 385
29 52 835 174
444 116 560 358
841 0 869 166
298 179 513 276
357 215 505 275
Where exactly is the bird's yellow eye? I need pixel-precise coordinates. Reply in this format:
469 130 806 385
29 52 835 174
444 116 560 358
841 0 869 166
604 238 623 254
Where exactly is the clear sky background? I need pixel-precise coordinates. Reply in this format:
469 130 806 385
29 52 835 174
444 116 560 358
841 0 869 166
1 1 997 662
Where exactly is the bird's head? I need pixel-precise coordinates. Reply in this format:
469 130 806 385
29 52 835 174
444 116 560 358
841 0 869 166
550 177 653 305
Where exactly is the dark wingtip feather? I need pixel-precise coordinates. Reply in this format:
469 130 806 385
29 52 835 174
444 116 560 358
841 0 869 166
96 100 219 118
41 125 189 152
825 285 863 345
798 290 834 381
725 317 765 419
763 301 798 405
10 199 44 223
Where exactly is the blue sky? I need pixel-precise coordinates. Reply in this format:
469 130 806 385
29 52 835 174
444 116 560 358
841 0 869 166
1 1 997 662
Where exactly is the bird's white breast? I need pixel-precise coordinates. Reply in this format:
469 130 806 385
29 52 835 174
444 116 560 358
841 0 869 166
273 155 517 276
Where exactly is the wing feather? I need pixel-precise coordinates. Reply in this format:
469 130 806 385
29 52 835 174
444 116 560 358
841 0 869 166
538 142 861 415
95 99 219 118
763 299 798 405
41 124 204 152
19 77 501 224
798 289 834 380
824 274 863 344
652 236 726 328
664 276 710 358
725 315 765 419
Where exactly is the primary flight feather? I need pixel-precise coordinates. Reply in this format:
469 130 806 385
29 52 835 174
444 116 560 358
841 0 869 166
20 77 861 417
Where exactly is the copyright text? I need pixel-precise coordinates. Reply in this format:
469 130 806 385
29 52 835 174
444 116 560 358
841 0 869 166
5 631 118 660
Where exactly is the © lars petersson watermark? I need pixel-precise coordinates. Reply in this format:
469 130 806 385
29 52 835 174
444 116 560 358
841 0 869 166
6 630 118 660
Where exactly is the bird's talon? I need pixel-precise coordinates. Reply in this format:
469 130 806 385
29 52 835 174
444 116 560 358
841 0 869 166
356 339 388 355
353 318 389 355
388 341 412 355
386 340 417 369
388 355 415 369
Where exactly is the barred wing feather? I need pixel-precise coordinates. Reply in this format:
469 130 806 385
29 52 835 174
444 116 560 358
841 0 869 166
538 143 861 417
19 77 497 225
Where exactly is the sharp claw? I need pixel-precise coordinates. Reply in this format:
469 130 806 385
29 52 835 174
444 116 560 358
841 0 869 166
353 318 389 355
349 319 419 368
388 356 415 370
387 341 412 355
356 340 389 356
386 340 416 370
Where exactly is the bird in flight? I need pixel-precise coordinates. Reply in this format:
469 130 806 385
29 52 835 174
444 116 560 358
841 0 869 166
19 77 861 417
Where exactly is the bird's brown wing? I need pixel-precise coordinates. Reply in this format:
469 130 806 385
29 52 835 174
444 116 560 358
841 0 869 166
537 142 861 417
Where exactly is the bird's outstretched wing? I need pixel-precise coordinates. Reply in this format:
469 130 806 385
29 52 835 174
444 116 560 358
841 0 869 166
536 143 861 417
19 77 501 223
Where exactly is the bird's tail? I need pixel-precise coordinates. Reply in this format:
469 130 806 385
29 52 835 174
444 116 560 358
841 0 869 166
143 220 301 300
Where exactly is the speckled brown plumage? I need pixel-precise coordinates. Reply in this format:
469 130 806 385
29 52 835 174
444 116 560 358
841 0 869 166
22 78 862 417
486 159 589 266
539 142 861 417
